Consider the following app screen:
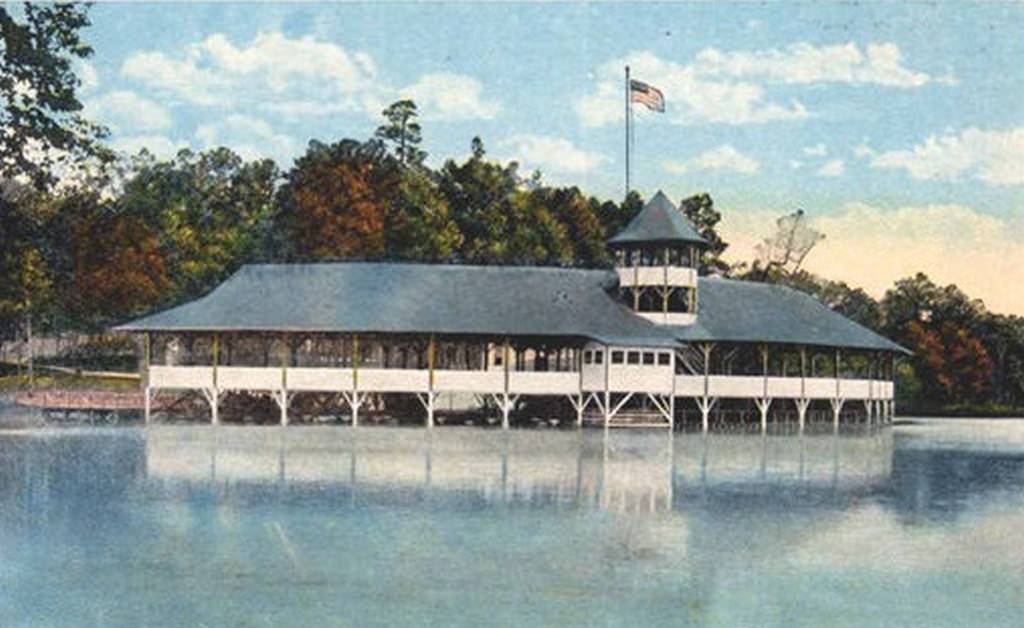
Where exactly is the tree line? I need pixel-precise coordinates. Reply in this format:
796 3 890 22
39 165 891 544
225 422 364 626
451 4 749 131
2 3 1023 414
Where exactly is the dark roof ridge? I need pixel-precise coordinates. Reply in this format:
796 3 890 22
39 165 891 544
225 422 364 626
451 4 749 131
237 260 613 275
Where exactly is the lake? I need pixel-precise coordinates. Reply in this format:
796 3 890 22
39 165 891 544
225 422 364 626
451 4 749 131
1 417 1023 627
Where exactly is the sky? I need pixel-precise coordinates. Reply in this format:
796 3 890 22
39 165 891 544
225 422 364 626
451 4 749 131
77 2 1024 314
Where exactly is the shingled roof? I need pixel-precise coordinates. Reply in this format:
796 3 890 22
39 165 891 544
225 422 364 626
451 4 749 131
116 263 907 354
674 277 910 354
607 191 707 246
115 262 680 348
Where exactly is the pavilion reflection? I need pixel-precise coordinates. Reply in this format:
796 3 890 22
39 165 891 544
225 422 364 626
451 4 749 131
142 425 892 514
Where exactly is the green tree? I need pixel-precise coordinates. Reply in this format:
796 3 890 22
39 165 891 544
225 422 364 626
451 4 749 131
386 167 463 262
679 192 729 274
375 99 426 167
120 147 279 301
438 141 521 263
0 3 109 187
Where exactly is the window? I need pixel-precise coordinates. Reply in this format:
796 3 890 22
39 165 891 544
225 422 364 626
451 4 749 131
658 352 671 366
611 351 624 364
642 352 655 365
627 351 640 365
594 350 604 364
583 350 592 365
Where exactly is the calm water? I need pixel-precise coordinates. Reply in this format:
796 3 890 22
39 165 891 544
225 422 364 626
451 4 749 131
1 418 1023 627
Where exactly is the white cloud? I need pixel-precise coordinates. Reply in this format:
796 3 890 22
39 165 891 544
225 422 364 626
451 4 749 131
123 31 374 107
497 134 608 174
87 90 172 131
721 202 1024 314
789 160 803 170
577 42 941 127
662 144 760 175
694 42 938 88
577 51 807 127
400 72 500 121
803 143 828 157
863 126 1024 186
816 159 845 177
122 31 499 123
194 114 298 162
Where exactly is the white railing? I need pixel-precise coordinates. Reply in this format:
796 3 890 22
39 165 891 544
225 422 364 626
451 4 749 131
147 365 895 401
287 368 354 392
616 266 698 287
608 366 673 394
676 374 891 400
434 370 504 394
767 377 803 398
358 369 430 393
709 375 764 398
675 375 703 397
840 379 870 399
804 378 839 399
217 366 283 390
149 366 213 389
510 371 579 395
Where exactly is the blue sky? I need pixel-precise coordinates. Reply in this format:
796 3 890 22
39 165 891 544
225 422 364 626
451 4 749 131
78 2 1024 313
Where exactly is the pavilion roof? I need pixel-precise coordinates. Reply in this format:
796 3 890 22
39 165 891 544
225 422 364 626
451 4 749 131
674 277 911 354
115 262 680 348
607 191 707 247
116 262 908 354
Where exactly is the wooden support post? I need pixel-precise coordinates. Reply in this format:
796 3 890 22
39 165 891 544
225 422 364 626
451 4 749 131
830 398 844 431
352 333 360 387
212 333 220 386
144 386 152 425
800 346 807 401
503 338 511 430
207 389 220 426
603 344 611 430
352 333 360 426
576 346 585 428
795 398 810 432
662 250 670 316
755 397 771 433
280 340 289 426
701 342 713 432
143 332 151 390
427 334 436 429
632 265 640 311
835 348 842 399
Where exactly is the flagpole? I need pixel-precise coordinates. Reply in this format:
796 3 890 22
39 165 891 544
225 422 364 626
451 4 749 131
625 65 631 197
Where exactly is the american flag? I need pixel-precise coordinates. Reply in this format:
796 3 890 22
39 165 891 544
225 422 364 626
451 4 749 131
629 79 665 112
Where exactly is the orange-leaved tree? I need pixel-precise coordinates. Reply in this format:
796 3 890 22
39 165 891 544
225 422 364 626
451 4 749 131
275 140 395 260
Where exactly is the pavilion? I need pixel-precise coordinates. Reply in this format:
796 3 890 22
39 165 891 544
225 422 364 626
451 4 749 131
116 191 907 430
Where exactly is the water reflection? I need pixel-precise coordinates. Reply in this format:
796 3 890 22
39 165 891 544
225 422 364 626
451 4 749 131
3 422 1024 627
132 426 895 514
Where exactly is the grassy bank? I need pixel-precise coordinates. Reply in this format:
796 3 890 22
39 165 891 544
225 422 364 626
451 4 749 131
0 372 139 394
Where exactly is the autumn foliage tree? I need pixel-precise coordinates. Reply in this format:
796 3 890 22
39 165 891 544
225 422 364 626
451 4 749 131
274 140 395 260
905 319 994 405
64 202 171 327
